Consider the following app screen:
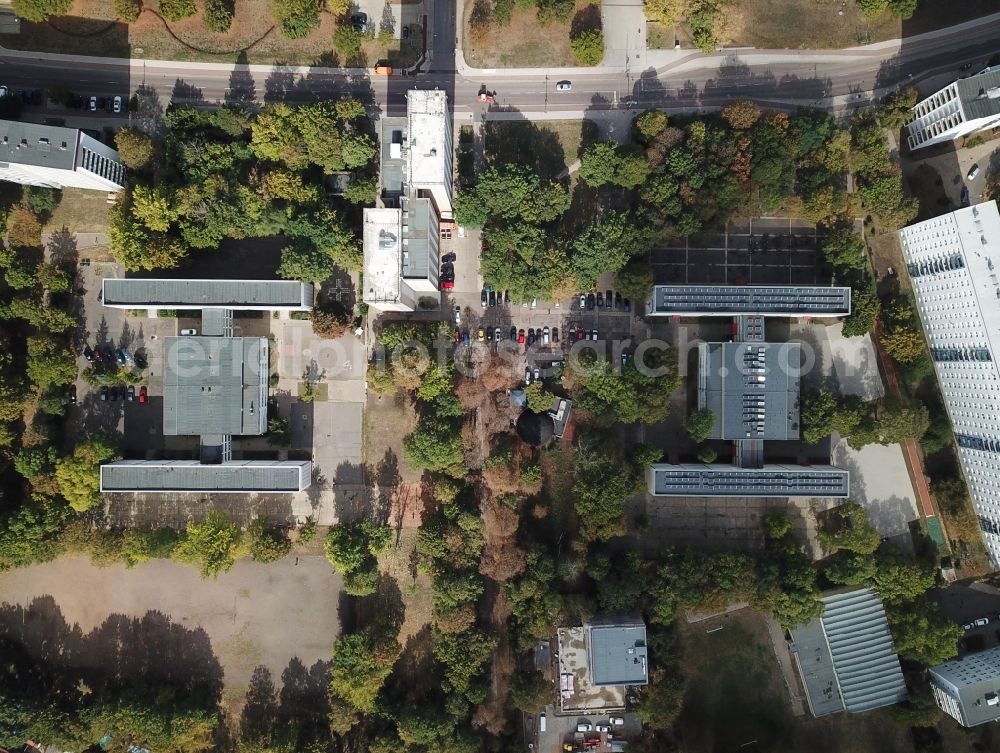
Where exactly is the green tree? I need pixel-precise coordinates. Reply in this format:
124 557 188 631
247 519 292 563
571 211 645 288
131 185 178 232
818 501 881 555
403 417 463 474
109 198 188 270
825 551 878 585
880 324 925 364
569 28 604 66
330 628 402 713
203 0 233 32
574 442 638 540
821 223 868 270
10 0 72 22
887 599 962 666
685 407 715 443
633 109 668 142
579 142 650 189
54 433 118 512
721 99 762 129
801 389 837 444
173 511 245 578
6 205 42 248
879 399 930 444
524 381 556 414
636 668 686 732
842 278 881 337
871 550 936 604
277 241 333 283
334 24 364 58
112 0 141 22
158 0 196 21
26 335 77 389
615 259 654 305
696 445 717 463
877 86 920 129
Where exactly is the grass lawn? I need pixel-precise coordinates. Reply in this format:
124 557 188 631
677 610 916 753
44 188 112 235
4 0 419 65
463 0 596 68
364 390 421 484
714 0 998 49
484 119 600 181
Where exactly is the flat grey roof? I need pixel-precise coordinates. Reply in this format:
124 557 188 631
930 645 1000 727
100 460 310 493
0 119 78 170
650 285 851 316
401 196 433 280
957 67 1000 121
699 342 800 440
789 614 844 716
587 621 649 687
380 116 407 197
791 588 907 716
649 463 849 498
102 279 313 309
163 337 267 436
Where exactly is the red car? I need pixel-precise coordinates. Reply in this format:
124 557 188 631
440 280 454 290
576 327 585 341
138 385 147 404
517 328 525 345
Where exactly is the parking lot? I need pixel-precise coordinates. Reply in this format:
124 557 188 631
651 218 830 286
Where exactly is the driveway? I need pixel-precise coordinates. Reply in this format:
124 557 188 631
601 0 647 70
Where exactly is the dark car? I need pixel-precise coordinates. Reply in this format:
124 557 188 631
586 293 596 310
116 348 128 366
351 12 367 31
489 290 496 307
83 345 95 363
614 292 622 309
109 385 118 401
462 330 470 345
481 289 488 308
606 290 613 306
527 328 536 346
100 386 108 401
596 292 604 307
442 252 456 263
134 350 148 369
961 185 971 207
510 326 517 342
568 324 576 341
486 327 494 343
504 290 510 305
68 385 77 405
402 25 410 39
961 62 975 71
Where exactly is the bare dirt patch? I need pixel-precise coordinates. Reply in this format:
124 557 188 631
365 389 421 484
463 1 594 68
44 188 112 235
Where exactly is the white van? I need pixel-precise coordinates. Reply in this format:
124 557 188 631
539 713 546 732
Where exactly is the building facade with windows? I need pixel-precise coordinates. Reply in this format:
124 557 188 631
905 68 1000 151
898 201 1000 565
0 119 125 191
929 646 1000 727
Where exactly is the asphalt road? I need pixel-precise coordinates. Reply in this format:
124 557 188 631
0 8 997 119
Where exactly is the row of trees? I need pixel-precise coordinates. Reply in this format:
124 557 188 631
800 389 930 448
111 102 371 278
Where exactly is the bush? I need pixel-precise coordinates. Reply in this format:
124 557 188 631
158 0 196 22
334 24 364 57
11 0 72 22
570 28 604 66
113 0 141 22
271 0 321 39
203 0 233 33
248 519 292 563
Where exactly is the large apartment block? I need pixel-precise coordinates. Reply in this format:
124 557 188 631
0 119 126 191
898 201 1000 564
929 646 1000 727
906 67 1000 151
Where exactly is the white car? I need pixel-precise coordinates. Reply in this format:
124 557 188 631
595 724 611 733
556 80 572 92
579 293 586 309
113 95 122 113
89 96 97 112
968 164 981 180
0 86 7 98
542 326 550 345
533 367 541 382
609 717 624 726
524 367 532 385
180 328 198 336
576 723 592 732
454 305 461 325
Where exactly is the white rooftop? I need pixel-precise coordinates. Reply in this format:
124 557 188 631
406 89 449 189
362 207 403 305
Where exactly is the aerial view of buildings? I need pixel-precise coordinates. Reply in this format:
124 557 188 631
0 1 999 753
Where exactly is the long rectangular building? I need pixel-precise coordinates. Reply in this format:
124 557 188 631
646 463 850 498
0 119 125 191
101 279 314 311
100 460 312 493
646 284 851 317
906 67 1000 151
898 202 1000 565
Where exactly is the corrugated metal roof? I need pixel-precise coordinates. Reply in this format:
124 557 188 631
163 337 267 436
100 460 311 492
102 279 312 308
956 68 1000 121
791 588 906 717
651 285 851 316
0 119 78 170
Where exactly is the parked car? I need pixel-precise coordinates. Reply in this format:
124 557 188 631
454 305 462 325
621 351 630 366
83 345 95 363
100 386 108 401
517 328 525 344
555 80 573 92
113 95 122 113
533 367 540 382
134 350 148 369
494 326 501 342
350 12 368 31
586 293 595 310
961 185 971 207
606 289 613 305
477 327 485 342
454 327 461 346
488 290 496 307
576 723 592 732
89 96 97 112
595 724 611 733
462 330 470 345
596 292 604 307
591 329 599 340
568 324 576 341
102 346 115 364
968 164 981 180
579 293 586 309
109 385 118 401
481 289 488 308
486 327 493 342
614 291 622 309
524 367 532 385
68 385 77 405
0 86 7 98
527 328 536 346
442 252 456 263
609 717 624 726
127 385 136 402
975 617 990 627
510 326 517 342
530 298 538 309
180 328 198 336
576 327 585 342
960 62 975 71
138 385 147 404
116 347 129 365
504 290 510 305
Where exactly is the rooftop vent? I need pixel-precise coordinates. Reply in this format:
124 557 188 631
988 87 1000 100
377 229 397 249
987 693 999 707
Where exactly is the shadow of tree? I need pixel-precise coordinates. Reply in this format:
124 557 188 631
226 51 257 107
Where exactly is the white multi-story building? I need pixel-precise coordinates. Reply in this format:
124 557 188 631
899 201 1000 564
906 67 1000 151
406 89 453 217
0 119 125 191
929 646 1000 727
